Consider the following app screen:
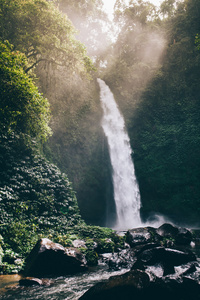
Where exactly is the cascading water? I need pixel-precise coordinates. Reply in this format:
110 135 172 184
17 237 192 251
97 78 142 229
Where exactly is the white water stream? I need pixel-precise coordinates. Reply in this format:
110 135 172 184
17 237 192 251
98 79 142 229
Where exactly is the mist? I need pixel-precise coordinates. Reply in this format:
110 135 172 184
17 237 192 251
40 0 199 228
49 0 168 227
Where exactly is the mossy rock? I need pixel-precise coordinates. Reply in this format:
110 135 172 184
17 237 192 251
96 238 115 254
85 249 99 266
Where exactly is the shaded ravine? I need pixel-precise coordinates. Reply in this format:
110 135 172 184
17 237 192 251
98 79 142 229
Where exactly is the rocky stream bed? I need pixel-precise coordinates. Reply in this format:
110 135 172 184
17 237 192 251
1 223 200 299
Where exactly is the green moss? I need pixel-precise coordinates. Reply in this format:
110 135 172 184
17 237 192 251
96 238 115 254
69 225 114 240
0 133 83 261
85 250 98 266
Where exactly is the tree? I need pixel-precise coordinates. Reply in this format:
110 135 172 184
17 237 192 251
130 0 200 222
57 0 111 58
0 41 52 140
0 0 94 74
102 0 164 120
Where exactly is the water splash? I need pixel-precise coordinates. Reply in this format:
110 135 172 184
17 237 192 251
98 78 142 229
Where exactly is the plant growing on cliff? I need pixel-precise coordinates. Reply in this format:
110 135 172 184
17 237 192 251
0 41 51 141
0 133 83 259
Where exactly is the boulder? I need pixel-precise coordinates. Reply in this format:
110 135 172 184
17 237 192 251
22 238 87 277
157 223 179 238
19 277 52 286
126 227 155 247
156 223 192 245
132 246 196 276
79 261 200 300
79 269 150 300
96 238 115 254
133 243 161 256
147 276 200 300
107 249 136 270
175 227 193 245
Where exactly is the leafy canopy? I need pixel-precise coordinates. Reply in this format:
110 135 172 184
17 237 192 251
0 41 52 140
0 0 94 74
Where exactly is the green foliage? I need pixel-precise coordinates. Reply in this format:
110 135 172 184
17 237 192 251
0 262 22 274
0 41 52 140
3 249 22 265
160 0 177 18
0 0 94 74
102 0 165 122
69 224 114 240
114 0 158 25
195 34 200 50
42 77 114 226
2 221 39 256
96 238 115 254
0 248 24 274
85 249 98 266
57 0 111 58
130 0 200 222
53 234 76 247
102 0 200 224
0 133 83 257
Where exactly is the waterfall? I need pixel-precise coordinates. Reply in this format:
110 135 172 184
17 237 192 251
98 78 142 229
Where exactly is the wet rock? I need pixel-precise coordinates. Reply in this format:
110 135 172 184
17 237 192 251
79 269 150 300
22 238 88 277
181 276 200 297
134 243 161 256
19 277 51 286
157 223 179 238
132 246 196 276
125 227 154 247
157 223 192 245
79 262 200 300
182 262 197 275
96 238 115 254
167 248 195 264
107 249 136 270
191 229 200 246
147 275 200 300
175 227 193 245
79 224 200 300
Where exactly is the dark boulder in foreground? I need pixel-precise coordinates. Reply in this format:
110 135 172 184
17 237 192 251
79 262 200 300
22 238 87 277
79 269 150 300
79 267 200 300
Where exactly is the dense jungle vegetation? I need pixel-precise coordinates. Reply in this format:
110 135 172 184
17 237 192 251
0 0 200 273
